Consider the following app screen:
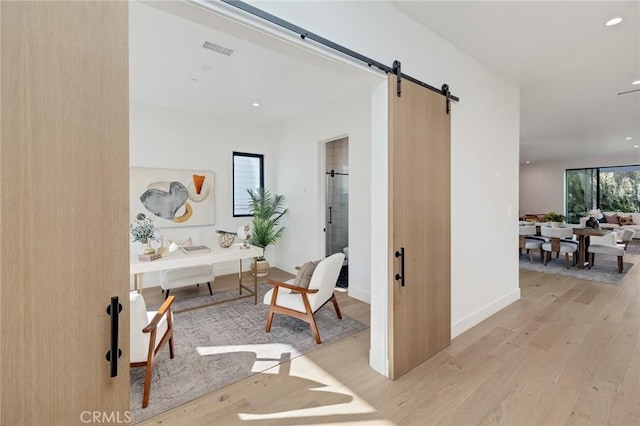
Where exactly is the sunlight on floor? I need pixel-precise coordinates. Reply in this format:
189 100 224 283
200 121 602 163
235 356 391 424
197 343 298 373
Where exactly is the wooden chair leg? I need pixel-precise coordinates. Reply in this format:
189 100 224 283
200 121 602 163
588 253 594 269
265 287 279 333
539 248 543 262
529 251 534 263
618 256 623 273
330 294 342 319
142 363 153 408
308 311 321 344
565 253 570 269
301 293 321 344
207 282 213 295
543 251 548 266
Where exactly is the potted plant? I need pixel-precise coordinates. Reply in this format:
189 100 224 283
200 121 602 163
130 213 157 254
247 187 287 277
542 212 566 227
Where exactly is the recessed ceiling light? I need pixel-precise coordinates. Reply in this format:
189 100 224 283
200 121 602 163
633 80 640 85
626 137 633 140
606 17 623 26
252 102 260 107
634 145 640 148
525 161 531 164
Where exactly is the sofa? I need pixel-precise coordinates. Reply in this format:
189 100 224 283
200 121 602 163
579 212 640 239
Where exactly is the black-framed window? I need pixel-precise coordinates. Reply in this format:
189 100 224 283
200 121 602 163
233 152 264 217
565 164 640 223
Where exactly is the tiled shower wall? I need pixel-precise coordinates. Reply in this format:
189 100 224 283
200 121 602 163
326 137 349 257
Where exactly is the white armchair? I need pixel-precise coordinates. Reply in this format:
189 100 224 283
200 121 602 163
130 292 175 408
263 253 345 344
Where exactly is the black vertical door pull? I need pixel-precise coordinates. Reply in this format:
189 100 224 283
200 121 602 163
106 296 123 378
395 247 405 286
328 206 332 224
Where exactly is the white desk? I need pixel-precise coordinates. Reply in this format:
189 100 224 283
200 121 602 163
130 244 264 305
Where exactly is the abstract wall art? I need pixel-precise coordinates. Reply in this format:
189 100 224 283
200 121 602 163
130 168 215 228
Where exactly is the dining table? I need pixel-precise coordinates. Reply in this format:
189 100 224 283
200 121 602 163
572 227 612 269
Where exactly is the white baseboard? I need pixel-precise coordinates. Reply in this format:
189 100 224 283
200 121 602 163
451 288 521 338
347 286 370 303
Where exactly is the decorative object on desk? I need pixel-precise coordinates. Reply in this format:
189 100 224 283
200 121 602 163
238 224 251 250
542 212 566 228
138 252 162 262
247 187 287 276
130 213 157 254
130 168 215 229
156 236 168 256
215 230 237 248
180 245 211 255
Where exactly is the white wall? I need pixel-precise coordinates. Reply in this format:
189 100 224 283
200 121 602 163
247 1 521 373
130 102 277 286
520 153 639 215
271 88 373 304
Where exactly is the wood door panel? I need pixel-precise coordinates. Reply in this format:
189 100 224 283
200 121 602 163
388 76 451 379
1 2 130 424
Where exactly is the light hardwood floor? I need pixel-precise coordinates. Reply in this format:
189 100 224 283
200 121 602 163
138 253 638 426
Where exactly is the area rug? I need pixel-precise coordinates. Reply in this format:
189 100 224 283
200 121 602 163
130 284 368 423
519 254 634 285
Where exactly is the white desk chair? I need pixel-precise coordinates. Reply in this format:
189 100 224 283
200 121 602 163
159 264 215 300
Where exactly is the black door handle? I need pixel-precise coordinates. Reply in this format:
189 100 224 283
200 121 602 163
395 247 405 287
328 206 332 224
106 296 122 377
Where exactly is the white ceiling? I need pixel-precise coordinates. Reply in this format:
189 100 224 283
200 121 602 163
391 1 640 164
131 1 640 164
129 1 378 126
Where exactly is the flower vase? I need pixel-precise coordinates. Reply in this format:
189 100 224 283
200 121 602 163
143 237 155 255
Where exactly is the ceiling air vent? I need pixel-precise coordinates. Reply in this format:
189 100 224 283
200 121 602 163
202 41 234 56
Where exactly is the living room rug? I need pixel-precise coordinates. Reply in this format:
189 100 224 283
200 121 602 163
519 254 635 285
130 284 368 423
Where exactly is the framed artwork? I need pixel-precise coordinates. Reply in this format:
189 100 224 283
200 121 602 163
130 167 215 228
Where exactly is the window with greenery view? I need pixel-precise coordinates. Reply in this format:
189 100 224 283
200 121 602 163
565 165 640 223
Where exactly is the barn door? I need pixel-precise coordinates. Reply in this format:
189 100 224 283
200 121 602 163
388 75 451 379
1 2 130 424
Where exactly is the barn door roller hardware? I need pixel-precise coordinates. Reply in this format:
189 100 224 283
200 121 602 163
213 0 459 112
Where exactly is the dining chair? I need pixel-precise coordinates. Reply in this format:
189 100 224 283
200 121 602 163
519 225 545 263
540 226 578 269
616 229 636 250
588 233 626 273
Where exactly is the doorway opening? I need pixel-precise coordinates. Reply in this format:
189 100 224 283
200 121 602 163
324 137 349 288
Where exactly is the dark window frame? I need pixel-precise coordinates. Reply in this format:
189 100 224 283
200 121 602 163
233 151 264 217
